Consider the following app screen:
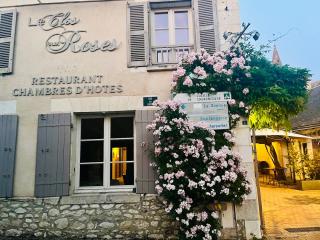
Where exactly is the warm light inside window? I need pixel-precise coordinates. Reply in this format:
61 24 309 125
111 147 127 185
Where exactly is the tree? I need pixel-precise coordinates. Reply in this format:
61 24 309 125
172 41 310 130
240 42 310 130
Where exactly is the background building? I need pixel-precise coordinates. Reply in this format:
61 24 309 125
292 81 320 155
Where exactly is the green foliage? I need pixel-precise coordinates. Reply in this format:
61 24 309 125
172 41 310 130
287 144 320 180
241 42 310 129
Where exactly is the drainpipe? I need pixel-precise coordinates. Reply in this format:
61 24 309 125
232 202 239 239
252 128 265 232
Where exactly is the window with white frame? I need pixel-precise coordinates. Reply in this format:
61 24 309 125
151 8 194 64
78 116 134 190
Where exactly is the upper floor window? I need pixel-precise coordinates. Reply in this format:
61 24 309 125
128 0 218 67
151 9 193 64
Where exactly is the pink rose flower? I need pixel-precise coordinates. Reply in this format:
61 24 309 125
242 88 249 95
183 76 193 87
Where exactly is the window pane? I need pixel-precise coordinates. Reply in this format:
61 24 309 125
110 162 134 186
80 164 103 186
80 141 104 163
155 12 168 29
111 117 133 138
111 140 134 161
175 11 188 28
175 29 189 45
157 49 171 63
81 118 104 139
155 30 169 46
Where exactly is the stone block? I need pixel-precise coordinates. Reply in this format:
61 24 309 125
148 234 164 239
48 208 60 217
43 197 60 205
11 219 22 227
70 205 80 210
99 222 115 229
244 220 262 239
71 221 86 230
15 208 27 214
87 234 98 238
78 216 88 222
70 209 86 217
41 213 48 220
30 224 38 230
107 194 140 203
34 231 43 237
107 210 121 216
55 218 68 230
119 221 132 229
89 204 100 208
39 221 50 228
0 213 8 218
60 205 70 210
102 204 114 210
50 230 62 236
86 209 96 215
5 229 22 237
236 200 259 221
87 222 95 230
60 195 106 205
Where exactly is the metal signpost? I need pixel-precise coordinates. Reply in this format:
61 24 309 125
173 92 231 130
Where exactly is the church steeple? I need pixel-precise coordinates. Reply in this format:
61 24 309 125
272 45 282 65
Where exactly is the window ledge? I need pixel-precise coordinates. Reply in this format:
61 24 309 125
60 192 155 205
147 64 177 72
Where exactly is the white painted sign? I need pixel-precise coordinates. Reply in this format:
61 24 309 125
174 92 231 130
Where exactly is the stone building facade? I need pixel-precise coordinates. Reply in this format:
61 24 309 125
0 0 261 239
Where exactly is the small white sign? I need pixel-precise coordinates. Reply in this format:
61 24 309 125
174 92 230 130
174 92 231 103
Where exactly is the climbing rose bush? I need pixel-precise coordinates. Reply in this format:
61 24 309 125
147 100 251 240
171 46 309 130
171 48 254 128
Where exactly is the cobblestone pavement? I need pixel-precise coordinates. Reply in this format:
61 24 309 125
260 184 320 240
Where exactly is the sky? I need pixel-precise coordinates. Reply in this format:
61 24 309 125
239 0 320 80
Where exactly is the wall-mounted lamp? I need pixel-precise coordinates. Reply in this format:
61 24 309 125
223 32 231 40
223 23 260 48
253 31 260 41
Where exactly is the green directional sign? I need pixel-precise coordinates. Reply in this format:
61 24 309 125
143 96 158 106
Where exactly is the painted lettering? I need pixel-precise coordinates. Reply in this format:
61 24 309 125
46 31 119 54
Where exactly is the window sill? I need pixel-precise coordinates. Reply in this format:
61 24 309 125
74 187 135 194
147 64 177 72
60 191 148 205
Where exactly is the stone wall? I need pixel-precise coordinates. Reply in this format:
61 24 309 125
0 194 178 239
0 194 250 239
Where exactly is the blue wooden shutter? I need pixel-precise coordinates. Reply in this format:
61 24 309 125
128 3 149 67
135 110 156 194
0 9 17 74
0 115 18 198
35 113 71 197
194 0 218 54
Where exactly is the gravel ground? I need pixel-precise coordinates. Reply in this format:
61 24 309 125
261 184 320 240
